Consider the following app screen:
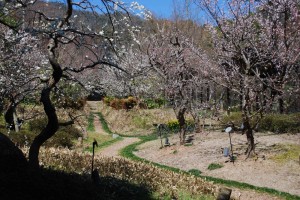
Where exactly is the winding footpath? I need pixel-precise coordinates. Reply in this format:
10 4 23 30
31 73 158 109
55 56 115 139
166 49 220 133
86 101 140 158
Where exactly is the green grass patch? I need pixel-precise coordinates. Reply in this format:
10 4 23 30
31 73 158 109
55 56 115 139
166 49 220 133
188 169 202 176
207 163 223 170
120 133 300 200
87 113 95 132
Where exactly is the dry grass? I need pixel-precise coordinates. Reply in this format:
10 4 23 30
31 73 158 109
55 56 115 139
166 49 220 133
271 144 300 164
99 102 177 136
21 147 217 199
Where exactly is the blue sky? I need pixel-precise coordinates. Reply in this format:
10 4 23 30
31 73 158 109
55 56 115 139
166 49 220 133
122 0 174 18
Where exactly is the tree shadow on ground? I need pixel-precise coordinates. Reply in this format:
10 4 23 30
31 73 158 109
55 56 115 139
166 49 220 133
0 132 153 200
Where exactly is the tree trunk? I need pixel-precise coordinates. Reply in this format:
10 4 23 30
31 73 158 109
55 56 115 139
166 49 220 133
194 114 200 133
226 87 231 110
245 125 255 159
4 101 19 132
13 111 19 132
206 84 210 102
176 107 186 145
242 76 255 158
278 97 284 114
29 88 59 169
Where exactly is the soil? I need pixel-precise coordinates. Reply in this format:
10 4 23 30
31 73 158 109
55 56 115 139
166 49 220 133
135 131 300 198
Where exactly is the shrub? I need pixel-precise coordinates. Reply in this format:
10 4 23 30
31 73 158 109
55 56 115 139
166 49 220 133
221 112 243 127
26 118 82 148
107 97 137 110
144 98 166 109
45 125 82 148
167 120 180 132
103 96 114 106
126 96 137 109
109 99 123 110
222 112 300 133
260 113 300 133
167 119 195 133
7 129 36 146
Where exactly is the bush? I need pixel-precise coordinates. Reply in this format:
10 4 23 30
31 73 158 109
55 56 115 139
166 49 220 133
109 98 123 110
260 113 300 133
221 112 243 127
107 96 137 110
121 97 137 110
8 129 36 146
46 125 82 148
222 112 300 133
166 119 195 133
25 118 82 148
103 96 114 106
144 98 166 109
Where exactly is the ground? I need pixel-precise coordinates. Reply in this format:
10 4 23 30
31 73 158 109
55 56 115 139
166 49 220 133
85 101 300 199
135 131 300 197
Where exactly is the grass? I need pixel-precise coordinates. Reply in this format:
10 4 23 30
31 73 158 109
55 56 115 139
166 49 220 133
188 169 202 176
120 133 300 200
87 113 95 132
207 163 224 170
271 144 300 163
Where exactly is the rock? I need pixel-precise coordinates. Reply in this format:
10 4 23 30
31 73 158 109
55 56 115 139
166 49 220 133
216 187 232 200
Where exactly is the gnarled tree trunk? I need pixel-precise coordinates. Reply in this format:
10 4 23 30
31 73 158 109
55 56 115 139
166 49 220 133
28 88 59 168
28 36 62 169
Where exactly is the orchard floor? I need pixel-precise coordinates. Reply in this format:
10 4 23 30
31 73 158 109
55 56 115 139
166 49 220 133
135 131 300 198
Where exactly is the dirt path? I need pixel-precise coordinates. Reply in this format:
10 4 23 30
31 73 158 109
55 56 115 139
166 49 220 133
86 101 140 158
99 137 140 158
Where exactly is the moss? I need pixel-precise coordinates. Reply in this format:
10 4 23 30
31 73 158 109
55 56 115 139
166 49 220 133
271 144 300 163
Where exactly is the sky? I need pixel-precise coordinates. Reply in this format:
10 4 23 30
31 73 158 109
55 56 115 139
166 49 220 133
122 0 174 19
